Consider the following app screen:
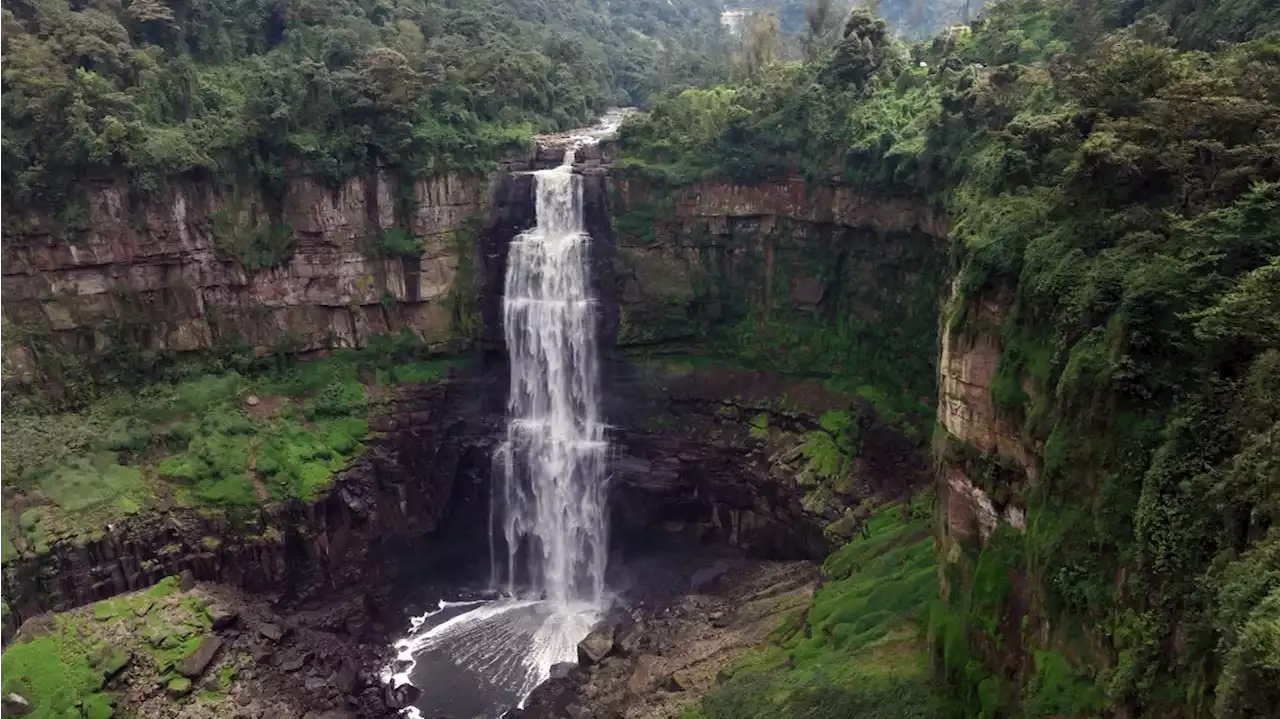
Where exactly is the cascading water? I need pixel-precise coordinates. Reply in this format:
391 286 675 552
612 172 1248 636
494 145 608 607
385 115 627 718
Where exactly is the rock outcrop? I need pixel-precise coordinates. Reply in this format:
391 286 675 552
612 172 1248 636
604 363 932 561
3 171 492 380
0 374 505 626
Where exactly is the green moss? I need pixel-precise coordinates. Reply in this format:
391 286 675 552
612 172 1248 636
375 228 424 259
83 693 114 719
1023 650 1105 717
0 619 112 719
692 497 942 719
167 676 192 695
3 523 21 561
147 578 179 601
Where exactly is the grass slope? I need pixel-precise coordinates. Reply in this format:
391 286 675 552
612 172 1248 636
1 351 461 559
680 497 942 719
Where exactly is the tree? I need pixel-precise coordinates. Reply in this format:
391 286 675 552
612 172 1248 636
823 7 896 90
803 0 839 60
739 11 783 79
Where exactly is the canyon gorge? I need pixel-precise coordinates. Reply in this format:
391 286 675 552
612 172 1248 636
4 0 1278 718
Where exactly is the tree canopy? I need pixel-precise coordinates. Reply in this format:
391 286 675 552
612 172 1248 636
1 0 730 214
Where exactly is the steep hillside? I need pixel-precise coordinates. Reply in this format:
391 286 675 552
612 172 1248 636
615 0 1280 715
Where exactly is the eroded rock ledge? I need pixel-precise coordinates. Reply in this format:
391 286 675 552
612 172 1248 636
1 376 502 629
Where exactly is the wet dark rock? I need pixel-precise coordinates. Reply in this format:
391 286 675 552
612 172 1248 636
336 658 362 694
577 624 615 666
249 644 273 663
518 676 581 719
303 711 354 719
550 662 581 681
179 570 196 592
690 561 730 592
384 683 422 710
566 704 593 719
178 636 223 678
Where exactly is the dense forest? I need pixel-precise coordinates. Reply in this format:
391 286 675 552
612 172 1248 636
1 0 729 218
619 0 1279 716
3 0 1279 717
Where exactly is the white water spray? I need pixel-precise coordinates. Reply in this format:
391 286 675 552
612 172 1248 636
493 142 609 606
385 114 623 717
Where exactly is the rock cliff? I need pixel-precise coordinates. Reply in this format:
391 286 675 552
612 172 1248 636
606 174 946 409
3 171 486 375
1 376 503 629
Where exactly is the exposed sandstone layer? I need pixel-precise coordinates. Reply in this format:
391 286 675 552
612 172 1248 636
2 171 490 382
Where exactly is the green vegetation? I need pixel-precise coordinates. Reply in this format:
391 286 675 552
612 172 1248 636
1 0 732 221
1 347 463 557
618 0 1280 715
0 576 226 719
682 498 942 719
377 228 426 259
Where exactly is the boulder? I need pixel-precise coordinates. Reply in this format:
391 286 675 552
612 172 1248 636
690 561 730 592
178 570 196 592
278 651 308 672
167 677 193 697
206 604 239 630
627 655 665 694
611 618 644 656
258 622 287 643
576 624 615 667
549 662 580 681
2 694 31 716
178 636 223 678
663 672 691 692
384 683 422 710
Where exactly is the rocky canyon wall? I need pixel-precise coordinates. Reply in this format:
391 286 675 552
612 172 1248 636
0 151 587 400
606 175 948 407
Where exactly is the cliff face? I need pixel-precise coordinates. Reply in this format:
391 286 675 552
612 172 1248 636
607 175 947 411
931 281 1072 714
1 167 521 391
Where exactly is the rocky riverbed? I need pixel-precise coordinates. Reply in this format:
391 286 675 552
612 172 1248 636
509 547 818 719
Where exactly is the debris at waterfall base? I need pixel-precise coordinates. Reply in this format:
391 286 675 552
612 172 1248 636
521 500 939 719
0 575 405 719
515 558 818 719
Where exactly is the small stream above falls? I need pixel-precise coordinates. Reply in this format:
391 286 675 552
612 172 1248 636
387 120 618 719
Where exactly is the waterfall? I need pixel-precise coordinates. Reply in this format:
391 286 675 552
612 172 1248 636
495 146 608 607
386 118 627 718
